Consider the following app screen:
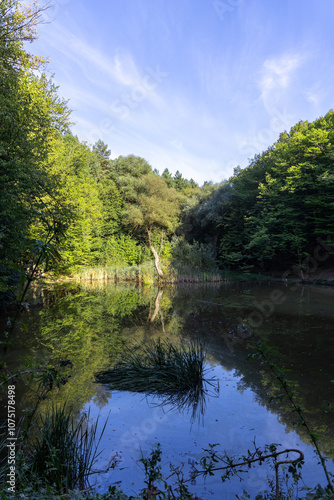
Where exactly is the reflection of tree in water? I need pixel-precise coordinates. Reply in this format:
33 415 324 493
5 283 157 417
234 359 334 459
6 281 334 458
155 284 334 459
199 332 334 458
150 289 165 332
91 384 112 410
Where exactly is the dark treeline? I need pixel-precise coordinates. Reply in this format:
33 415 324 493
1 0 334 297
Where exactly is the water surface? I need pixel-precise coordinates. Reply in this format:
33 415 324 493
2 281 334 497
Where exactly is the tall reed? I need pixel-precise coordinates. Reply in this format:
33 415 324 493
27 404 107 493
73 262 225 284
73 262 156 284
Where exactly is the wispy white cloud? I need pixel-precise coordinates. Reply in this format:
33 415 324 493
28 1 334 185
50 32 305 185
38 21 165 107
258 52 305 105
304 90 321 107
113 50 142 87
71 107 230 185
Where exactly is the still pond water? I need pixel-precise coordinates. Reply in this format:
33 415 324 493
3 280 334 498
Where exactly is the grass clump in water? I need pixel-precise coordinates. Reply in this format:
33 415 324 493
95 339 218 418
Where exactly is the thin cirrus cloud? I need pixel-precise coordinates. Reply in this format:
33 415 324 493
39 20 163 105
26 0 334 185
36 21 170 151
258 52 306 108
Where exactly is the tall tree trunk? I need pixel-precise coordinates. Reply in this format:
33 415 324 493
147 228 164 278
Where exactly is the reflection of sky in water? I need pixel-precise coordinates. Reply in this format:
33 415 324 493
2 281 333 497
87 364 332 499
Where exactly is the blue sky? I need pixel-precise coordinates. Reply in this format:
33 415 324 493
28 0 334 185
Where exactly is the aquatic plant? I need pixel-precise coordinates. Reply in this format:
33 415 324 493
95 339 218 419
26 404 107 493
139 443 203 500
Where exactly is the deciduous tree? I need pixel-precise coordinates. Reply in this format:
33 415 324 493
123 174 180 277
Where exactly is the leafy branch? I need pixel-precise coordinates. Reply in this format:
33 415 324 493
191 441 304 500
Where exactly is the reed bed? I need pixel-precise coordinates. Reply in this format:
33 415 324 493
73 262 155 283
73 262 225 284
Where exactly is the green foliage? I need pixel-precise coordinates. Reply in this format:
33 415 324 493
97 178 123 239
0 2 110 280
0 0 47 69
92 139 112 180
33 133 103 273
0 1 77 281
110 155 153 203
99 235 146 267
121 171 181 277
161 167 174 187
123 174 180 234
161 168 199 195
218 155 276 268
180 181 231 252
0 67 70 277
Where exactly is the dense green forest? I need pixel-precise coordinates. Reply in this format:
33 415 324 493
1 0 334 300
